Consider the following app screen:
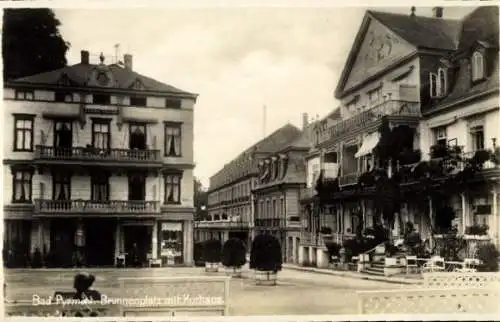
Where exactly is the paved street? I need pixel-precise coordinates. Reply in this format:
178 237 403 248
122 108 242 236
4 266 402 315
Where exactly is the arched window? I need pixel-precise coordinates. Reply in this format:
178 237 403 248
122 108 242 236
472 51 485 81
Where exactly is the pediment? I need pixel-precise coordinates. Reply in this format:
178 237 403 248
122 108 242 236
87 67 115 88
339 15 417 96
57 73 74 86
129 78 146 90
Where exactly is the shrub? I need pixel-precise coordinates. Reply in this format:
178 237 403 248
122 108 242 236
31 247 43 268
438 230 466 261
404 231 423 256
250 234 282 272
202 239 222 263
194 242 205 266
325 241 341 259
222 238 247 269
476 243 499 272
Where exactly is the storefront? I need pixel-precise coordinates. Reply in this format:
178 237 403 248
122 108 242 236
159 221 184 265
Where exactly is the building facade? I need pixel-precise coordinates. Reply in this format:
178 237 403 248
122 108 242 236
299 7 500 267
3 51 197 267
195 122 305 254
253 115 314 263
419 6 499 247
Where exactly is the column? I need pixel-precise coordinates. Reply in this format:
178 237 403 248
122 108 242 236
493 190 498 247
362 200 366 229
184 220 193 266
461 193 467 234
428 197 434 249
152 222 158 259
114 223 120 265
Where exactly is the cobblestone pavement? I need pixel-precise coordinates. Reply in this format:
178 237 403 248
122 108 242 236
5 267 403 315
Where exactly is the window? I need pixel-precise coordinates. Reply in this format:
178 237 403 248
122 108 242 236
434 127 447 145
164 123 182 157
472 51 485 81
55 92 73 103
129 123 147 150
15 90 34 101
429 72 438 98
438 68 447 96
272 199 277 217
368 87 382 105
165 173 181 204
166 99 181 109
280 198 285 217
130 96 147 107
13 115 34 152
160 222 184 264
267 200 271 219
92 94 110 105
92 120 110 150
91 173 109 201
12 170 32 203
470 125 485 151
52 172 71 200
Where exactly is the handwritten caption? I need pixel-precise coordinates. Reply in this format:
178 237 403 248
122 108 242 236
32 294 224 307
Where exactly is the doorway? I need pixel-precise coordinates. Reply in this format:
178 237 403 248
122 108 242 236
129 123 147 150
128 172 146 201
123 225 152 267
85 219 116 267
54 120 73 157
50 219 76 267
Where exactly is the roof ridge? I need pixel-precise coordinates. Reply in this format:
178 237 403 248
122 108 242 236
368 9 460 22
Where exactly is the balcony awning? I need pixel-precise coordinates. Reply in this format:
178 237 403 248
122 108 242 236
355 132 380 158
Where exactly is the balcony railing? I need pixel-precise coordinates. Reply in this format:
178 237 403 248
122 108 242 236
34 146 162 163
300 231 355 247
318 100 420 144
194 220 252 228
254 218 301 227
34 199 160 214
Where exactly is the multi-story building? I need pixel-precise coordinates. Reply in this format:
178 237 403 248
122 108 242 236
299 7 498 267
253 114 315 263
419 6 499 246
195 121 305 249
3 50 197 267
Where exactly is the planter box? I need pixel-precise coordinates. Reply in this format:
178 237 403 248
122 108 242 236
255 270 277 286
225 267 243 278
205 262 219 273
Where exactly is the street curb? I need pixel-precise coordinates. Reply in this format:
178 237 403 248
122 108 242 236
282 265 423 285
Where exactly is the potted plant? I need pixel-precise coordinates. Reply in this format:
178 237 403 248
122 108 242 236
476 243 499 272
194 242 205 267
250 234 282 286
203 239 222 272
222 238 247 277
430 144 449 159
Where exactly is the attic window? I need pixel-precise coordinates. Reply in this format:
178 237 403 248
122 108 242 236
166 99 181 109
429 68 447 98
55 92 73 103
15 90 34 101
472 51 485 82
130 96 147 107
132 79 145 90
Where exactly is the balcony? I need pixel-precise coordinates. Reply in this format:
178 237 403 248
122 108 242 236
318 100 420 144
34 146 162 168
339 172 361 187
254 218 301 228
34 199 160 216
194 220 252 229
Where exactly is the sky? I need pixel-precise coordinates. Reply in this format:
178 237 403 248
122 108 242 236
55 6 475 188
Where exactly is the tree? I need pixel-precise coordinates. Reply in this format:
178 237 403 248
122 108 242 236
193 177 208 221
250 234 282 272
3 9 70 81
222 238 247 270
203 239 222 263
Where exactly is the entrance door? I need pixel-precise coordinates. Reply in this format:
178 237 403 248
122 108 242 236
85 219 116 267
128 173 146 201
123 225 152 267
54 120 73 157
50 219 75 267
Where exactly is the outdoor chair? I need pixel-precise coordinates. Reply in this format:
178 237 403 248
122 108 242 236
405 255 418 274
422 256 445 273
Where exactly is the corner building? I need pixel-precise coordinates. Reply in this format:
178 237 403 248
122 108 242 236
3 51 197 267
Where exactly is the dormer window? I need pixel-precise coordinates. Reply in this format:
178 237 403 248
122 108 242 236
429 68 447 98
472 51 485 82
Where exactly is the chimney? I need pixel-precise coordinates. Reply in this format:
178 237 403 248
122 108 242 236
432 7 443 18
302 113 309 130
124 54 133 70
81 50 89 64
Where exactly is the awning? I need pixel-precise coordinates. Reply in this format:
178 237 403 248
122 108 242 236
355 132 380 158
